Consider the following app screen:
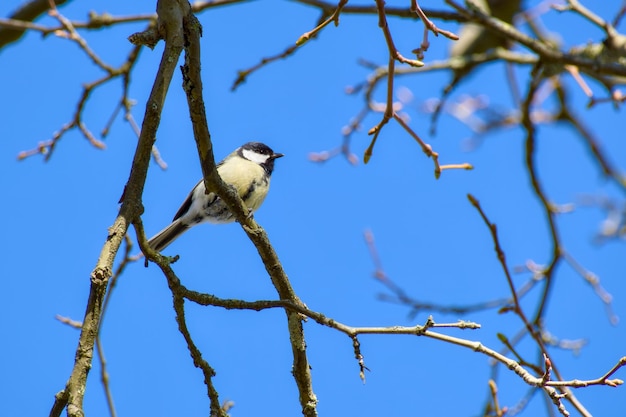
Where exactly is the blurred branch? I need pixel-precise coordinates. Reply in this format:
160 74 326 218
553 0 620 40
519 66 594 417
316 48 535 165
561 250 618 325
95 338 116 417
446 0 626 77
520 68 563 325
0 12 155 37
554 82 626 188
579 195 626 242
0 0 245 51
191 0 250 12
613 2 626 27
308 115 361 165
0 0 70 49
295 0 465 22
540 329 588 355
363 229 541 317
487 380 506 417
55 315 82 329
94 235 135 417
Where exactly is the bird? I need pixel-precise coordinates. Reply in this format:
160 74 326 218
449 0 522 61
429 0 523 134
146 142 284 253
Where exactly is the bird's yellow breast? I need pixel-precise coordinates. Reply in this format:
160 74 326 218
217 157 270 211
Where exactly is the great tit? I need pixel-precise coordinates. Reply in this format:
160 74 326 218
147 142 284 252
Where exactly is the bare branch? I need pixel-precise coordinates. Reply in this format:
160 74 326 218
48 0 186 415
296 0 347 46
446 0 626 77
294 0 465 22
167 278 624 393
175 8 318 416
0 0 70 49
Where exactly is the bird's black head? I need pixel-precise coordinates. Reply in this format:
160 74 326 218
238 142 284 175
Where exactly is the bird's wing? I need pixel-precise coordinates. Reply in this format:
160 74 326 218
172 179 217 222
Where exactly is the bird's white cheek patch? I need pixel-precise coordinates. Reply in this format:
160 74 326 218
242 149 270 164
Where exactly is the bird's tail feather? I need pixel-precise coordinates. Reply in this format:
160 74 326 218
147 220 189 253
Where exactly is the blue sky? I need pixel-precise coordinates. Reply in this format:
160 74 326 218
1 1 625 416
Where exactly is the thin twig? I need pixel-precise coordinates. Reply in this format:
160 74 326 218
364 229 539 316
519 69 592 417
296 0 347 46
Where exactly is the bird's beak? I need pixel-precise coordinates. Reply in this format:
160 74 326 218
272 153 285 160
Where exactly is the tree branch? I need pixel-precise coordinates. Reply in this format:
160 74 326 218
170 6 318 416
48 0 186 415
445 0 626 77
0 0 71 50
163 277 626 394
